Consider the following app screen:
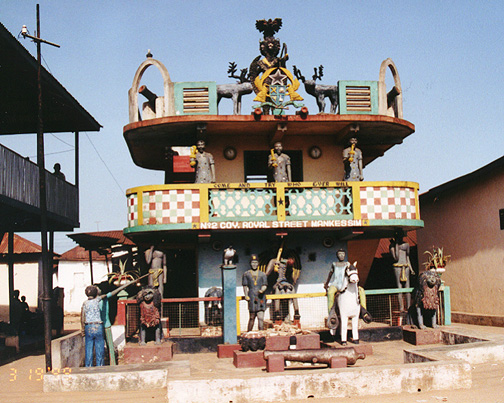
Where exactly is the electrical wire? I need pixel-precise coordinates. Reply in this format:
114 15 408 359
85 132 124 194
28 149 73 158
51 133 74 148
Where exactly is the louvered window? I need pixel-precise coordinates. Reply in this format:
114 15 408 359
345 85 372 112
183 87 210 113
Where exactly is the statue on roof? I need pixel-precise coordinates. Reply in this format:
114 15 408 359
248 18 303 115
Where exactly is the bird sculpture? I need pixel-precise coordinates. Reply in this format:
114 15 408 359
222 245 236 266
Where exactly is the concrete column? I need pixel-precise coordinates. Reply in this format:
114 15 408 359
221 265 237 344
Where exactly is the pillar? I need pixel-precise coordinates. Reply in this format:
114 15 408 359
221 265 237 344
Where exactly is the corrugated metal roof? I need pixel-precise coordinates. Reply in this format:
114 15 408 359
0 22 101 134
374 231 417 258
60 245 107 261
0 233 41 254
67 230 135 251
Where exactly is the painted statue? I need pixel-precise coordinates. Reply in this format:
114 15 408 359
145 245 167 298
248 18 303 115
242 254 268 331
342 137 363 181
268 141 291 182
265 256 300 323
136 286 163 345
409 269 442 329
222 245 237 266
389 230 415 311
217 62 253 115
204 286 223 326
293 65 339 114
190 140 215 183
249 18 288 96
324 249 361 344
324 249 371 345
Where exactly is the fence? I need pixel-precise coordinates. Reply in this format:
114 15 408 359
0 143 79 224
123 287 451 338
124 297 221 338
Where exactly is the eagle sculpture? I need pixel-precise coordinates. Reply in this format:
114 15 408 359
255 18 282 38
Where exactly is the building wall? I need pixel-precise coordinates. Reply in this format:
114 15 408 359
417 170 504 316
55 260 109 313
196 231 356 329
207 136 344 183
0 262 39 321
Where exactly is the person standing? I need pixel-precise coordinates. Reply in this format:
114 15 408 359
53 163 66 180
82 277 147 366
81 285 105 367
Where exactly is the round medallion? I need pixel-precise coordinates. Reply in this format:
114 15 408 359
223 146 237 160
212 241 223 251
309 146 322 159
323 237 335 248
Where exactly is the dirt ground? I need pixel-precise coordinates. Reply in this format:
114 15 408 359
1 323 504 402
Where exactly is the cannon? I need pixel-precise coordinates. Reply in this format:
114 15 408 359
263 347 365 366
138 85 158 111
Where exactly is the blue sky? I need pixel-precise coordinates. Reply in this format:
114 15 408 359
2 1 504 253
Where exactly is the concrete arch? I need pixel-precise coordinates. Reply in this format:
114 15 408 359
378 58 403 118
128 58 174 123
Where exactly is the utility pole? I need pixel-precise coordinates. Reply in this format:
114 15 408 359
21 4 60 373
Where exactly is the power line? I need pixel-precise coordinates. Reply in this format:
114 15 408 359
84 132 124 195
28 149 73 158
51 133 74 148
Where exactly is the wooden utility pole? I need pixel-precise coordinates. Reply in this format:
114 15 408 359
22 4 60 372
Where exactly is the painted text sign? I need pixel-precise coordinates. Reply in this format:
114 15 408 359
197 219 367 230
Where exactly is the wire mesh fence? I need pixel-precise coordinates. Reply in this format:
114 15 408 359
123 288 450 338
125 297 221 338
237 293 328 333
366 291 411 326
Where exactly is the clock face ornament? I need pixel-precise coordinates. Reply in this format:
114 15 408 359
309 146 322 159
224 147 237 160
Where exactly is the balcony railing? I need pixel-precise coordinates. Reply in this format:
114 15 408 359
0 144 78 226
126 181 422 232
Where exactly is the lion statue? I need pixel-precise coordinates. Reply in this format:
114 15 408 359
408 270 442 329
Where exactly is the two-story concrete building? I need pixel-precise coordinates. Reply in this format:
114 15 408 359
121 20 423 331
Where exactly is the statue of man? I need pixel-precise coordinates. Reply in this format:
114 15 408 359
342 137 363 181
324 249 371 333
389 230 414 311
265 256 300 322
145 246 167 298
324 249 352 313
242 254 268 331
268 141 291 182
191 140 215 183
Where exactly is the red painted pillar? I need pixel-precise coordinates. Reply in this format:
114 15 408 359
116 300 127 325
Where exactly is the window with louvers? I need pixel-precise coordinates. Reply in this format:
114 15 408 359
345 85 372 112
182 87 210 113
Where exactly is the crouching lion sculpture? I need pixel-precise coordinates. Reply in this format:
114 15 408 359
408 270 442 329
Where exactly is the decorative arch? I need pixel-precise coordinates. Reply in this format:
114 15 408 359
128 58 174 123
378 58 403 118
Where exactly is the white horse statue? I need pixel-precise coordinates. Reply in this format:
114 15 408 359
336 264 361 345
